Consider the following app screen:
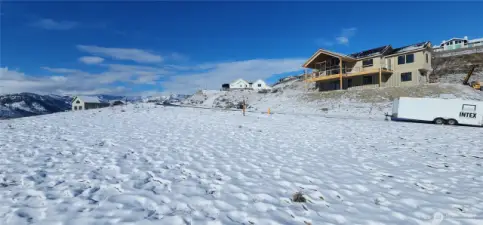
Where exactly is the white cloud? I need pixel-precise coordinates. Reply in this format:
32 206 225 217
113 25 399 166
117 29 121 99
336 37 349 45
161 58 305 94
0 66 154 95
31 18 78 30
316 27 357 46
77 45 163 63
336 27 357 45
79 56 105 64
100 64 170 84
41 67 81 74
1 57 304 96
169 52 188 61
0 67 73 95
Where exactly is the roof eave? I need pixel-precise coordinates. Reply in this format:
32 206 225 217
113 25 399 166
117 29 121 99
302 49 356 68
355 53 383 61
385 47 427 57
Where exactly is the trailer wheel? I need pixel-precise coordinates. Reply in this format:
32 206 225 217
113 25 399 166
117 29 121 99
434 118 445 125
447 119 458 125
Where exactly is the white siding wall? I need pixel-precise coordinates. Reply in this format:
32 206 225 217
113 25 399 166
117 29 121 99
252 80 271 90
72 98 85 111
229 80 250 89
470 41 483 47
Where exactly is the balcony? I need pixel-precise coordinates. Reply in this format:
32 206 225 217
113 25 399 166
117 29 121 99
305 64 393 83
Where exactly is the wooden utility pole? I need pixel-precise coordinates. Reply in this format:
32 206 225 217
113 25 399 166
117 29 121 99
379 68 382 87
242 99 246 116
304 69 307 91
339 57 343 90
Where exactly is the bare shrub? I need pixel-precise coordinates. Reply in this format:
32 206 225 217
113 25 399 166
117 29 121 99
292 192 306 203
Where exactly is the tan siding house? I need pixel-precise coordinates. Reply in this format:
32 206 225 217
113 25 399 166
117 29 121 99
303 42 433 91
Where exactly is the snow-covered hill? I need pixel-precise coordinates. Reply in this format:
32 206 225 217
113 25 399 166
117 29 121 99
1 104 482 224
0 93 188 119
144 94 191 103
181 80 483 119
0 93 72 119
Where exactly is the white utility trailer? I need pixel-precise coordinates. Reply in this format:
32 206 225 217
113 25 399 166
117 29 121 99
390 97 483 126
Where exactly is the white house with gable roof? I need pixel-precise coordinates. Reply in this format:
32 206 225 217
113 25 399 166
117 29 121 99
71 96 110 111
229 78 251 89
251 79 272 90
225 78 272 90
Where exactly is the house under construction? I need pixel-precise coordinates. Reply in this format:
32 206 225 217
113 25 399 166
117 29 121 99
303 42 433 91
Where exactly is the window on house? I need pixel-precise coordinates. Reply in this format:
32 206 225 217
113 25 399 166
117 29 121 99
398 54 414 64
401 72 412 82
426 54 429 63
462 104 476 111
258 84 262 87
79 106 83 110
239 85 242 88
74 106 77 110
398 55 405 64
406 54 414 63
76 100 80 104
363 76 373 85
362 59 373 67
347 79 353 87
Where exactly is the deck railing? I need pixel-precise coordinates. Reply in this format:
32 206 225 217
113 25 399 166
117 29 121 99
307 64 392 80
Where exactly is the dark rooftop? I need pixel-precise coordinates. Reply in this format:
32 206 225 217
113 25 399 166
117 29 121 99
349 45 391 59
389 41 430 54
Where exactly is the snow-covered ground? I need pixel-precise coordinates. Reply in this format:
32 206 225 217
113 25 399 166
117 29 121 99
1 104 483 225
182 81 483 120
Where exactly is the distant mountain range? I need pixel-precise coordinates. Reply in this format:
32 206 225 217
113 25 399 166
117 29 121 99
0 93 72 119
0 93 190 119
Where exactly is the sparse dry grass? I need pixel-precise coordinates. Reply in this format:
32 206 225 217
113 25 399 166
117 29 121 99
432 53 483 78
304 84 479 103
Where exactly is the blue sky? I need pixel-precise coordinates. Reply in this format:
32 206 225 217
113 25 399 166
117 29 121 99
1 1 483 96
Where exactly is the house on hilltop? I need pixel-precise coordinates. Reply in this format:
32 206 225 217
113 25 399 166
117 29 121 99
433 36 483 52
71 96 110 111
229 79 251 89
303 41 433 92
251 79 272 90
224 78 272 91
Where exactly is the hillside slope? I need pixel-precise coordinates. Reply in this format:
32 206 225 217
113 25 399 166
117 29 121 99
0 93 72 119
0 93 188 119
182 79 483 118
431 53 483 84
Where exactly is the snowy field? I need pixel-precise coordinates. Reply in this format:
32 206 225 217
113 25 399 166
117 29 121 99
1 104 483 225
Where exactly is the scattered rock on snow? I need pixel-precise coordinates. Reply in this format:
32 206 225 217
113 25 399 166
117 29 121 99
292 192 306 203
